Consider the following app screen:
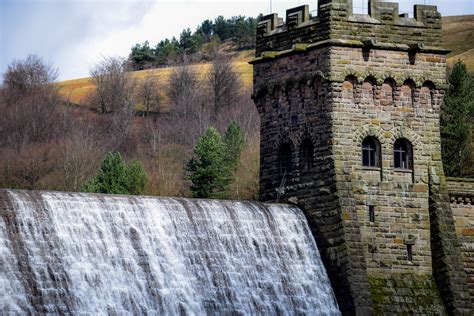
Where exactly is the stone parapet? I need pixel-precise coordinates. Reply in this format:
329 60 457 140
448 177 474 206
256 1 445 56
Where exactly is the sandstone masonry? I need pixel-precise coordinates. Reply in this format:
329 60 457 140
251 1 473 314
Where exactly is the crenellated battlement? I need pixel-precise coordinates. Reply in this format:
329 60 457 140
255 1 444 56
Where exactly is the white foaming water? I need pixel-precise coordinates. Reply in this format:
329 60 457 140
0 190 339 315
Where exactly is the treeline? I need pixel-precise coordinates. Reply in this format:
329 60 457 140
128 15 261 70
0 54 260 199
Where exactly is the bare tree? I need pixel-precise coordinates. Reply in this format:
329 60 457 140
167 64 210 146
89 56 135 114
89 56 137 149
207 53 241 116
138 74 160 116
2 54 58 105
168 64 200 116
54 121 104 191
0 55 63 150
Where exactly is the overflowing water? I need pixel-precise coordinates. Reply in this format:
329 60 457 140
0 190 339 314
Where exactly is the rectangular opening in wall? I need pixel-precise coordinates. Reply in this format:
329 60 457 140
369 205 375 222
407 244 413 262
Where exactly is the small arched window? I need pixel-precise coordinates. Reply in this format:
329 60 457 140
362 136 381 168
400 79 415 107
300 138 314 171
278 143 293 178
394 139 413 170
361 77 376 104
342 75 357 102
313 76 322 103
381 78 396 106
420 81 435 107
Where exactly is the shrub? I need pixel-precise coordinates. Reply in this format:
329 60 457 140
186 127 230 198
83 152 147 195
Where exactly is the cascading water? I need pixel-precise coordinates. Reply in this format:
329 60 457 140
0 190 339 314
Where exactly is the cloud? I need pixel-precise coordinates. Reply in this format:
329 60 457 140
1 0 155 80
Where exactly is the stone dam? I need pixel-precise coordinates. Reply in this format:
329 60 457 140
0 190 339 314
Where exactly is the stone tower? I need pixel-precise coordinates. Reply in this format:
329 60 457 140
251 1 472 314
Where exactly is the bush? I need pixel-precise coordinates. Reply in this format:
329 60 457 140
223 120 245 173
83 152 147 195
186 127 230 198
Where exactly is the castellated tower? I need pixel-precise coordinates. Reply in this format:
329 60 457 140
251 1 472 314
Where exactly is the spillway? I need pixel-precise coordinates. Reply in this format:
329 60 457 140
0 190 339 314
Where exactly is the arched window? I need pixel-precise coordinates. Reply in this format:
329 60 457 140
394 139 413 170
362 136 381 168
313 76 322 103
300 138 314 171
342 75 357 103
361 77 376 105
420 81 435 107
400 79 415 107
278 143 293 178
381 78 396 106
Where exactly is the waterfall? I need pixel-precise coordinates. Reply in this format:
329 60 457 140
0 190 339 314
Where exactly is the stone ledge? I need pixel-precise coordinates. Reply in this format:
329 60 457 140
251 39 450 64
447 178 474 205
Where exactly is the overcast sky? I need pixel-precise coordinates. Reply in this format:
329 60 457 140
1 0 473 81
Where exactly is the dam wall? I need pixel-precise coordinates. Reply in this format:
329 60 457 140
0 189 339 314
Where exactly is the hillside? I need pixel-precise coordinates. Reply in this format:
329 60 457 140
444 15 474 71
58 55 253 106
58 15 474 105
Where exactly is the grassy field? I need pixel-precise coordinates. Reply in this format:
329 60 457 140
57 57 254 105
57 15 474 105
444 15 474 71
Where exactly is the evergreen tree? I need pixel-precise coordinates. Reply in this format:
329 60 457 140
83 152 147 195
186 127 230 198
441 61 474 177
155 38 181 65
129 41 156 70
213 16 230 41
198 19 214 41
179 28 203 54
223 121 245 173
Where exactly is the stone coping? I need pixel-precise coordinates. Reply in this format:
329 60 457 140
447 177 474 204
250 39 450 65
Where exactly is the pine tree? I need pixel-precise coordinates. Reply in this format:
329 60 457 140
223 121 245 173
441 61 474 177
186 127 230 198
83 152 148 195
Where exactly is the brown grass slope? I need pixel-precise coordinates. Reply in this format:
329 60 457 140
444 15 474 72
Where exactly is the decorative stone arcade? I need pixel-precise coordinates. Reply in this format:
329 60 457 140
251 1 472 314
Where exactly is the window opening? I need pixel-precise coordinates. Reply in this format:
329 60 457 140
362 137 380 168
407 244 413 262
300 139 314 171
394 139 412 170
279 143 293 179
369 205 375 222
